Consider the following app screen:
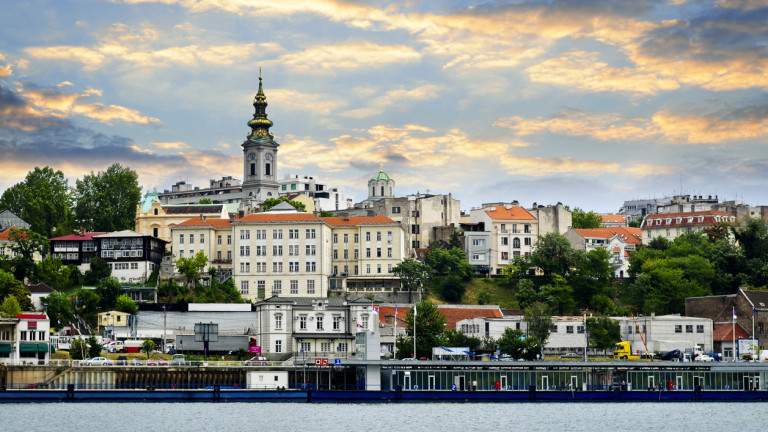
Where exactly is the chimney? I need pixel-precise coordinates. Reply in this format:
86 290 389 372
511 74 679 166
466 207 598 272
80 227 86 236
344 216 350 221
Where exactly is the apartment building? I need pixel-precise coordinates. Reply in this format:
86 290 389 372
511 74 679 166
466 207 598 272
640 210 735 242
170 218 234 273
468 205 537 274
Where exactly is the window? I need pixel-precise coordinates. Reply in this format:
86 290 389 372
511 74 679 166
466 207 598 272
256 245 266 256
291 262 300 272
290 280 298 294
257 280 265 293
316 316 324 330
240 245 250 256
153 228 158 237
411 225 420 234
392 206 401 214
321 342 330 353
305 261 316 272
388 231 392 243
307 280 315 294
305 244 316 255
354 249 359 259
273 229 283 240
366 264 371 274
338 343 348 352
256 262 266 272
275 314 282 329
675 325 682 333
333 234 338 243
577 326 585 334
501 252 509 260
686 325 693 333
200 235 204 244
301 342 311 353
365 232 371 242
512 238 520 248
361 315 369 329
376 248 381 258
289 245 299 256
366 248 371 258
300 316 307 330
377 264 381 273
131 263 138 270
344 234 348 243
333 316 341 330
240 230 249 240
696 325 704 333
566 326 574 334
377 232 382 241
217 235 222 245
354 265 359 275
333 249 338 259
306 229 316 239
472 253 485 261
472 239 485 246
387 247 392 258
289 229 299 239
275 340 282 353
179 235 184 244
273 262 283 272
240 280 249 295
354 233 359 243
273 280 282 294
273 245 283 256
501 237 509 246
240 262 250 273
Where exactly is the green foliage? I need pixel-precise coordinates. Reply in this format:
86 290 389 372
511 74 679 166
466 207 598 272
86 335 101 358
0 296 22 317
96 277 123 311
425 243 472 279
41 291 74 329
69 338 87 360
8 228 49 281
540 275 577 315
476 289 492 305
647 236 670 251
76 289 100 327
443 329 483 353
114 294 138 315
449 231 463 249
0 166 73 238
496 328 544 361
175 251 208 290
628 216 643 228
84 257 111 285
515 278 541 310
530 233 578 277
235 347 249 361
0 269 33 310
33 257 72 291
569 248 613 308
318 210 334 217
141 339 156 359
524 302 552 345
392 259 430 302
261 197 306 212
569 207 603 229
198 198 213 204
440 275 466 302
587 316 621 350
73 163 142 232
402 301 447 358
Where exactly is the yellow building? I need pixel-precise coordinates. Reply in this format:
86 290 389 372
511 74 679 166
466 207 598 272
135 191 231 245
170 217 234 272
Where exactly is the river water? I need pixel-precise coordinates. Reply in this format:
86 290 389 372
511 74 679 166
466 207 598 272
1 402 760 432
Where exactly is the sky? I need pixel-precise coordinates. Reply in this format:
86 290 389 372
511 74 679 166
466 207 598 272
1 0 767 214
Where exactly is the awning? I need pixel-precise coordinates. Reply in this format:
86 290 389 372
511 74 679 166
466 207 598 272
0 343 11 354
19 343 49 353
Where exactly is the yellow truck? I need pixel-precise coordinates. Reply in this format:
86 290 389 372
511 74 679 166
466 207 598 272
612 341 641 360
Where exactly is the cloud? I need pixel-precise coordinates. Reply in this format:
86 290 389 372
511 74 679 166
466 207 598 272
0 64 11 78
279 42 421 72
652 104 768 144
341 84 442 118
526 51 680 95
152 141 189 150
14 83 160 126
267 89 347 115
499 154 621 176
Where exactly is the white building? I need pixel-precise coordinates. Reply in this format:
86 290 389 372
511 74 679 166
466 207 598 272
0 313 50 365
468 204 537 275
170 217 234 273
621 314 713 355
278 174 354 211
564 227 642 278
640 211 735 242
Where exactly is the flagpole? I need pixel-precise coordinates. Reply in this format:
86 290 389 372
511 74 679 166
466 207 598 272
394 305 398 359
733 307 736 362
413 305 417 359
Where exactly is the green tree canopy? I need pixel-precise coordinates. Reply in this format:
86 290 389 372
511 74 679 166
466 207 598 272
33 257 72 291
569 207 603 229
84 257 111 285
425 243 472 278
0 166 72 237
8 228 49 282
587 316 621 350
73 163 142 232
198 198 213 204
41 291 74 330
87 335 101 358
141 339 156 359
69 338 87 360
175 251 209 290
443 329 483 353
569 248 613 308
114 294 138 315
391 259 430 303
403 301 446 358
0 269 33 310
524 302 552 345
96 277 122 311
261 197 306 212
496 328 543 361
0 296 22 318
530 233 578 277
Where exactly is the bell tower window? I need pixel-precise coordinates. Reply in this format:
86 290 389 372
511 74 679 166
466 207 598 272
381 186 384 196
250 163 256 176
265 163 271 176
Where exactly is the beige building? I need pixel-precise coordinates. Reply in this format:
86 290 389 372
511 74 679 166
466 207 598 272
135 190 231 244
322 216 406 294
640 210 735 242
170 218 234 273
469 205 537 275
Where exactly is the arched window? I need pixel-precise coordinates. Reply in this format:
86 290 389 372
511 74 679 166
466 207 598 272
372 187 375 196
381 186 384 196
513 238 520 248
153 208 158 216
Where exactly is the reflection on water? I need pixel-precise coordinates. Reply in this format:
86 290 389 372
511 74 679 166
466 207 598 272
1 402 759 432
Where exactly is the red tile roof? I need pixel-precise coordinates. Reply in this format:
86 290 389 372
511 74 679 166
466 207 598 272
50 232 108 241
236 213 321 223
378 306 409 325
438 306 503 329
176 218 232 228
600 214 626 224
712 323 750 341
485 206 536 221
321 215 396 226
572 227 642 245
642 211 733 229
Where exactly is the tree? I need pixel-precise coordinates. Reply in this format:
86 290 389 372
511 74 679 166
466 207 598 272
0 270 33 310
515 278 542 310
0 166 73 237
198 198 213 204
84 257 111 285
76 289 100 327
570 207 603 229
87 335 102 358
70 338 87 360
443 329 483 353
141 339 156 359
403 301 446 358
175 251 209 291
318 210 334 217
96 277 122 311
540 275 577 315
0 296 22 318
496 328 543 361
569 248 613 308
33 257 72 291
391 259 430 303
41 291 74 330
425 244 472 279
440 275 466 302
8 228 49 282
524 302 552 345
587 316 621 350
114 294 138 315
628 216 643 228
261 197 306 212
73 163 142 232
530 233 578 277
448 231 463 249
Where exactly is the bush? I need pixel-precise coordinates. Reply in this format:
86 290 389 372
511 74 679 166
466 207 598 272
441 275 466 302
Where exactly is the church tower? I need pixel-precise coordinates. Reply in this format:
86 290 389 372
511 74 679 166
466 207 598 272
368 165 395 200
241 72 279 210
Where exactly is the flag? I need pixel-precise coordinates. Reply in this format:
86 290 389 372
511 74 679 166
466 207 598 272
414 305 417 317
371 305 379 314
752 309 755 318
356 322 364 328
733 307 737 320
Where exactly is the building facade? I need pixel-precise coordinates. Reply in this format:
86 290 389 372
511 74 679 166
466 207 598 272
640 210 735 242
0 313 50 365
278 174 354 211
170 218 234 273
468 205 537 275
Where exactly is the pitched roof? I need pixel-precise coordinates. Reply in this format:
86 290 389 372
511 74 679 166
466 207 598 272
485 206 536 221
642 211 733 229
176 218 232 229
236 213 322 223
94 230 145 238
162 204 226 215
321 215 397 226
574 228 615 239
573 227 642 245
50 232 107 241
741 290 768 310
600 214 626 224
378 305 409 325
25 283 54 294
713 322 750 341
437 305 503 329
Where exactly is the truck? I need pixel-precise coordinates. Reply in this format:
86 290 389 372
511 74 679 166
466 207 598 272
612 342 641 360
124 340 144 353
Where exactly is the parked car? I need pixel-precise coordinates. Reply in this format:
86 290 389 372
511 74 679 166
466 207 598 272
86 357 113 366
561 352 580 359
131 358 144 366
244 356 268 366
170 354 186 366
695 354 715 362
115 355 128 366
147 359 170 366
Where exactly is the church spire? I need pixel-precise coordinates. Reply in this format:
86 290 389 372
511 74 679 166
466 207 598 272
247 68 274 140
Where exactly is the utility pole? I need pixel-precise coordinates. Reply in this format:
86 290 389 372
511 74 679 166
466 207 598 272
163 305 167 354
